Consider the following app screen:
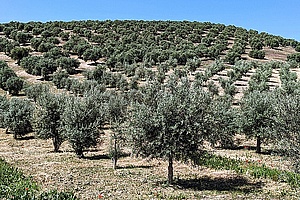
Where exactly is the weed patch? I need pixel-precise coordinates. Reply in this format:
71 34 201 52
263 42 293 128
198 153 300 187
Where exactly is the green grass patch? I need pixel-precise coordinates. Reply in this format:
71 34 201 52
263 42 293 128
198 153 300 188
0 158 78 199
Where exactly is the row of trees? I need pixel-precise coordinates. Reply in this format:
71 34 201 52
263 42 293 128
1 65 300 184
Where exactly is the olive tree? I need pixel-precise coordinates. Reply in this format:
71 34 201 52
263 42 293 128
104 91 128 169
34 92 66 152
5 76 24 95
24 83 50 102
83 47 102 64
10 47 30 65
129 77 218 184
239 91 276 153
4 98 33 139
273 92 300 171
60 95 105 158
0 95 8 128
0 60 23 95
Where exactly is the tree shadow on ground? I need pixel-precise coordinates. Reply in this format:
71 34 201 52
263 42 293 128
83 154 111 160
16 135 35 140
173 176 263 193
221 145 257 151
117 164 153 169
84 152 132 160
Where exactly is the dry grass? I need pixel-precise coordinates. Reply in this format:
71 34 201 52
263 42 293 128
0 129 299 199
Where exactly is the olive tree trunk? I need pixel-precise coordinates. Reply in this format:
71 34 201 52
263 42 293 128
168 155 174 184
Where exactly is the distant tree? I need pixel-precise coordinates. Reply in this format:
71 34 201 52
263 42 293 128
224 50 241 65
52 69 69 89
37 42 55 52
2 40 19 55
58 32 70 41
186 57 201 72
249 37 264 50
46 37 60 45
287 53 300 63
32 27 43 36
43 47 69 60
0 60 23 94
249 49 265 59
5 77 23 95
30 37 43 51
37 58 57 81
73 43 91 58
3 27 14 38
56 57 80 74
83 48 102 64
24 83 50 102
279 64 300 94
0 61 17 89
15 32 32 45
10 47 29 64
269 38 279 49
0 95 8 128
105 91 128 169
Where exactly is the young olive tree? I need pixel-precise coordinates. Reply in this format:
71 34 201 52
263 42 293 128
104 91 128 170
34 92 66 152
129 77 217 184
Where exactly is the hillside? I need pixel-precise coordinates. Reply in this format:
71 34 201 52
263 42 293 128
1 20 300 199
0 20 300 98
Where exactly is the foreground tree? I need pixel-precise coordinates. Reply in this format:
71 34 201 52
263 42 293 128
273 92 300 171
34 92 66 152
129 77 216 184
